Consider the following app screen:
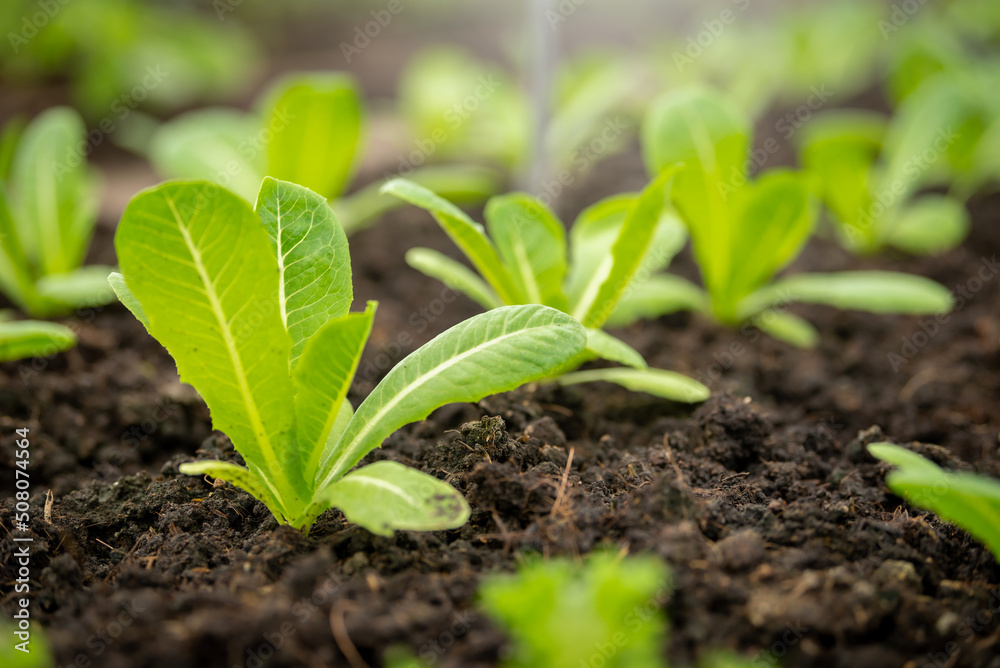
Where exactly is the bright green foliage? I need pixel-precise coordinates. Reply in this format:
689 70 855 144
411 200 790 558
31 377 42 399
0 317 76 363
884 25 1000 199
149 72 498 234
0 108 114 360
869 443 1000 563
112 177 586 532
382 177 709 403
399 46 642 174
0 0 258 120
0 108 114 317
658 1 883 120
479 552 671 668
0 618 55 668
641 88 954 347
800 107 971 255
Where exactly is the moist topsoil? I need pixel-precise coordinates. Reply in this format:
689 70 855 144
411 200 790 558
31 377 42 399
2 155 1000 668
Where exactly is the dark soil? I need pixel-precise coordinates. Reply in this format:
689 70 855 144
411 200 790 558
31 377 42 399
2 154 1000 668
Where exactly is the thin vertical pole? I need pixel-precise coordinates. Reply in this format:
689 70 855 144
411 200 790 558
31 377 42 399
523 0 555 195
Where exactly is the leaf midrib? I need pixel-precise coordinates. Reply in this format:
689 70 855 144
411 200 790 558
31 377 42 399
164 194 290 513
319 323 552 487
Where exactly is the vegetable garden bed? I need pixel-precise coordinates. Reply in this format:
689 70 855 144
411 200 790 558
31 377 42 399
3 163 998 667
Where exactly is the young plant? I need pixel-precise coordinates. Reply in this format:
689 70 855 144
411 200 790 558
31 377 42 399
110 177 586 533
381 176 710 403
799 106 972 255
869 442 1000 563
0 314 76 363
399 46 642 179
0 108 115 358
0 0 258 120
641 87 954 347
479 552 671 668
148 72 498 234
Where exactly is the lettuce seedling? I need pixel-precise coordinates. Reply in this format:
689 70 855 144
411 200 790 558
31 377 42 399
641 88 954 347
869 443 1000 563
399 46 642 178
479 552 670 668
110 177 586 533
0 108 115 358
800 104 971 255
149 72 498 234
381 176 710 403
0 314 76 363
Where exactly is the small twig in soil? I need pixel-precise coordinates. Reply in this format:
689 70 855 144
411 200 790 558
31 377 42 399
663 435 687 489
550 448 575 518
538 403 573 417
43 490 53 524
329 601 369 668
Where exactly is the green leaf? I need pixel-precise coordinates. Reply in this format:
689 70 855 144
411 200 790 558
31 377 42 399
670 162 731 309
148 108 264 202
484 194 568 309
566 194 634 307
868 443 1000 563
881 78 967 200
264 73 362 200
36 265 117 309
868 443 943 475
405 247 502 310
574 170 677 328
887 195 970 255
0 181 36 313
584 328 647 370
334 165 500 235
108 272 150 330
115 181 300 515
799 111 885 242
178 460 286 522
381 178 523 304
725 170 817 303
606 274 707 328
255 177 352 365
759 271 954 315
567 195 687 313
294 303 376 485
9 107 98 276
0 320 76 362
559 367 709 402
642 87 749 182
320 460 469 536
318 305 586 487
0 116 25 183
748 310 819 348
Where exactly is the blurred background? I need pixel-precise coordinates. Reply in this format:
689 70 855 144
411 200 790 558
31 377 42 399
1 0 997 229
